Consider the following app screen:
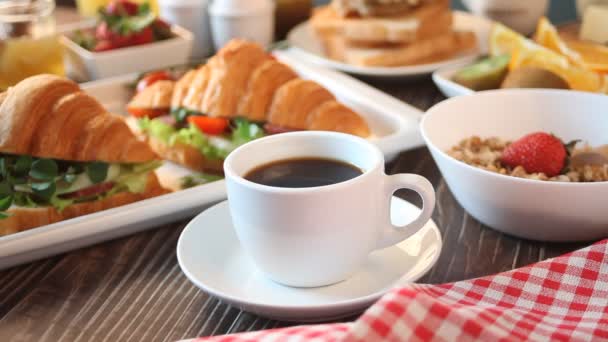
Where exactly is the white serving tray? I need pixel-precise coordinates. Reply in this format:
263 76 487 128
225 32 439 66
432 63 476 98
0 55 425 270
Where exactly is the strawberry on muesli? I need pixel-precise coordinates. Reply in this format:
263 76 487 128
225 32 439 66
448 132 608 182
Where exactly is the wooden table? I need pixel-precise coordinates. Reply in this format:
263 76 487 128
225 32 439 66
0 77 588 342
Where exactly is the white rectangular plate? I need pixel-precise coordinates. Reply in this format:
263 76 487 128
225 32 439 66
0 55 425 270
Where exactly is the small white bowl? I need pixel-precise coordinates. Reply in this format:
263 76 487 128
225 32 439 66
61 23 193 81
421 89 608 242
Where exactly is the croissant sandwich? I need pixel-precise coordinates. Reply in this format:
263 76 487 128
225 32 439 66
126 39 371 173
0 75 168 236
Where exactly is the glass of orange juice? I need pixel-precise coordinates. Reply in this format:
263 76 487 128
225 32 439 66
76 0 159 17
0 0 64 91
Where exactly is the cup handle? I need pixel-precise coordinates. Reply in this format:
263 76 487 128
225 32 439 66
375 174 436 250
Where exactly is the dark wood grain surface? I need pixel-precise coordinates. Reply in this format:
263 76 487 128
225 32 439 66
0 78 589 342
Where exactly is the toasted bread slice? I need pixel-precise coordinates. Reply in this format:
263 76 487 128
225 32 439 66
311 0 450 44
0 172 168 236
322 30 478 67
128 80 175 110
307 101 371 137
267 79 335 129
238 60 299 121
332 0 435 17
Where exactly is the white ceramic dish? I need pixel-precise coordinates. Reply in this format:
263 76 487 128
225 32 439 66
61 23 193 81
0 56 425 270
177 198 442 321
432 63 475 98
421 89 608 242
285 11 492 79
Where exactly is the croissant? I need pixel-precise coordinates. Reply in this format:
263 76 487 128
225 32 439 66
0 172 166 236
128 80 174 111
136 40 370 137
238 60 299 121
0 74 168 236
201 40 271 117
267 79 336 129
307 100 371 137
126 39 371 172
181 64 212 111
171 69 196 109
0 74 157 163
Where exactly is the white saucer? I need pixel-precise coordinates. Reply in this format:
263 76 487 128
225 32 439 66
177 197 442 322
285 11 492 79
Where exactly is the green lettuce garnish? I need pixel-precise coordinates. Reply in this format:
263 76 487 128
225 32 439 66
0 154 161 218
231 117 265 145
138 116 265 161
115 160 162 193
181 173 223 189
138 117 175 143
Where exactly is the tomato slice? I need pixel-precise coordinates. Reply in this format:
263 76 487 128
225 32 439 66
127 107 168 119
187 116 229 135
136 71 173 93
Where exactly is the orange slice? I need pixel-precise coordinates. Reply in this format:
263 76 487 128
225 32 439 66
511 49 603 92
489 23 539 57
565 39 608 73
534 17 585 66
491 21 603 92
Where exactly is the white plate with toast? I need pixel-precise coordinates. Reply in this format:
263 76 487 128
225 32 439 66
286 11 492 79
0 53 425 270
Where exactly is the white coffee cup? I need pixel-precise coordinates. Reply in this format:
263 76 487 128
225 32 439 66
224 131 435 287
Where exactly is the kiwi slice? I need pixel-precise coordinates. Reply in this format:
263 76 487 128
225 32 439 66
501 67 570 89
452 54 511 91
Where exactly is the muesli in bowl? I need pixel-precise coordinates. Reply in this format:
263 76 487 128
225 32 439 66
420 89 608 242
448 133 608 182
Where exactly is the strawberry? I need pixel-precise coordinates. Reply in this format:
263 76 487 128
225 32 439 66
95 21 112 41
129 26 154 45
93 40 117 52
501 132 567 177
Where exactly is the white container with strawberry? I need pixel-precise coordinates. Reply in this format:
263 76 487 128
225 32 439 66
61 0 193 80
421 89 608 242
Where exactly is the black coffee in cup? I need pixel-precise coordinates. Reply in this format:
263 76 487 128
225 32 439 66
244 157 362 188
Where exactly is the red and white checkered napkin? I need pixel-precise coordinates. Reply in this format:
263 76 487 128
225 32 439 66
187 239 608 342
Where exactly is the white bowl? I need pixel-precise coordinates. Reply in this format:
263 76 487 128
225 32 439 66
61 24 193 81
421 89 608 242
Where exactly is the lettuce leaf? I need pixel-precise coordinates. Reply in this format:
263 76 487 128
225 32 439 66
138 117 175 143
115 160 163 193
138 117 265 161
231 118 265 146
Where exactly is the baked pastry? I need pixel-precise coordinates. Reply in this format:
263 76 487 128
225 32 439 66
128 80 174 115
267 79 336 129
307 100 371 137
238 60 299 121
126 39 371 173
0 74 168 236
200 40 270 117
